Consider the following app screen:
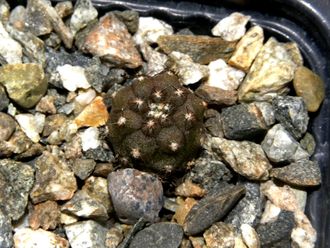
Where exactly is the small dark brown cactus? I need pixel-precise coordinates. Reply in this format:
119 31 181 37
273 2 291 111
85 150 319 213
107 72 205 174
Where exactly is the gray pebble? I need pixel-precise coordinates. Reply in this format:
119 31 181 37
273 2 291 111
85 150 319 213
0 113 16 141
0 208 12 248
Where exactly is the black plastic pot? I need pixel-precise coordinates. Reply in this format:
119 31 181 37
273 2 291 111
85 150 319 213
86 1 330 247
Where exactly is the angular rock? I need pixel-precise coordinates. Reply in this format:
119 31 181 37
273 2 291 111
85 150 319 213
13 228 69 248
0 85 9 111
105 224 125 248
261 124 309 163
238 37 297 102
189 236 206 248
57 64 91 91
108 168 163 224
256 210 295 247
113 10 139 34
25 0 53 36
31 0 73 48
203 222 235 248
74 96 109 128
0 208 13 248
65 220 107 248
195 85 237 106
0 63 47 108
0 113 16 141
84 145 115 162
293 66 325 112
29 201 61 230
15 113 45 143
134 16 173 45
228 25 264 72
260 201 282 224
212 137 271 180
253 101 275 127
140 42 168 76
300 132 316 156
212 12 250 41
55 1 73 18
0 22 22 64
70 0 98 35
284 42 304 66
203 109 225 138
60 213 78 225
207 58 245 90
9 6 26 30
173 197 197 225
0 159 34 221
270 159 321 187
158 34 237 64
168 51 208 85
80 127 101 152
240 224 260 248
75 88 96 107
221 103 268 140
36 95 57 114
46 119 78 144
292 210 317 248
30 151 77 204
93 162 114 177
80 13 142 68
129 222 183 248
72 158 96 180
0 129 33 158
42 114 67 137
175 180 206 198
273 96 309 139
183 185 245 236
225 182 264 230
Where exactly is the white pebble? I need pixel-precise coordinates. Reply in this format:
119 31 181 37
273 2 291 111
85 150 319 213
75 88 96 106
57 64 90 92
80 127 100 151
212 12 250 41
15 113 45 143
0 22 22 64
240 224 260 248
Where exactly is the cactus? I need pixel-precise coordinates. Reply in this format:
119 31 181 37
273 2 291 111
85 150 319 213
108 72 205 174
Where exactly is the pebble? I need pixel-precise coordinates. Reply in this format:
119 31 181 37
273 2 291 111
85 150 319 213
30 151 77 204
15 113 45 143
228 25 264 72
0 159 34 221
80 127 101 151
25 0 52 36
0 0 9 23
173 197 197 225
256 210 295 247
253 101 275 127
84 145 115 162
0 63 47 108
62 176 112 221
113 10 139 34
0 129 33 157
140 42 168 76
0 112 16 141
183 185 245 236
189 236 206 248
29 201 61 230
235 236 248 248
55 1 73 18
291 210 317 248
72 158 96 180
207 58 245 90
168 51 208 85
203 222 235 248
211 12 251 41
105 224 125 248
240 224 260 248
195 85 237 106
36 95 57 114
81 13 142 68
300 132 316 156
134 16 173 45
57 64 91 91
0 208 13 248
42 114 67 137
157 34 237 64
211 137 271 180
0 21 22 64
238 37 297 102
129 222 183 248
293 66 325 112
203 109 225 138
75 88 96 106
273 96 309 139
65 220 107 248
108 168 163 224
221 103 268 140
74 96 109 128
285 42 304 66
13 228 69 248
175 179 206 198
70 0 98 35
9 5 26 31
60 213 79 225
0 85 9 111
93 162 114 177
261 124 309 163
260 201 281 224
270 159 321 187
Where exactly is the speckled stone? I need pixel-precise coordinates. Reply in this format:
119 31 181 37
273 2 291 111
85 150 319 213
108 168 163 224
80 13 142 68
0 21 22 64
29 201 61 230
65 220 107 248
0 159 34 221
253 101 275 127
158 35 237 64
273 96 309 139
221 103 268 140
270 159 321 187
55 1 73 18
72 158 96 180
203 109 225 138
113 10 139 34
129 222 183 248
228 25 264 72
293 66 325 112
183 185 245 236
0 63 47 108
211 137 271 180
0 113 16 141
0 208 13 248
261 124 309 163
0 129 34 158
225 182 264 230
292 210 317 248
203 222 235 248
30 151 77 204
300 132 316 156
195 85 237 106
105 224 125 248
140 42 168 76
256 210 295 247
70 0 98 35
42 114 67 137
0 85 9 111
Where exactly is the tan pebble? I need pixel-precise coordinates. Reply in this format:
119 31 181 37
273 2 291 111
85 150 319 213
173 197 197 225
175 180 206 197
